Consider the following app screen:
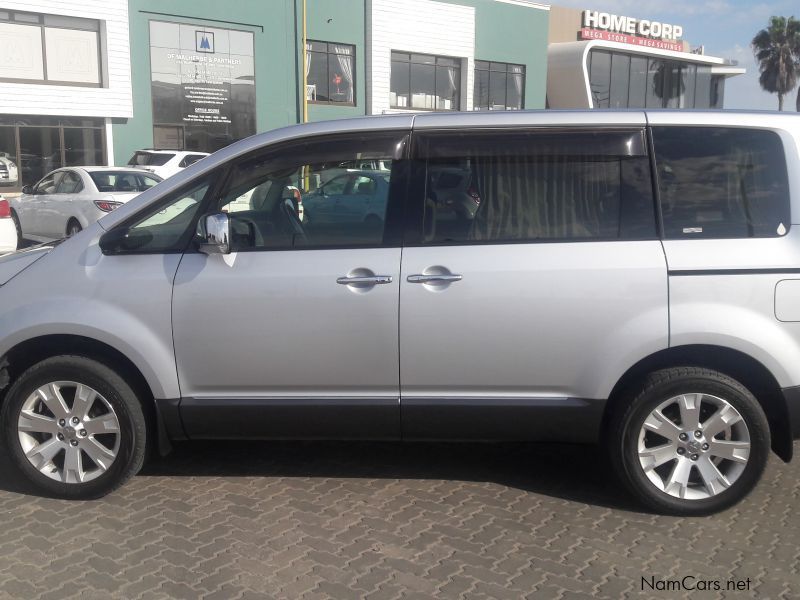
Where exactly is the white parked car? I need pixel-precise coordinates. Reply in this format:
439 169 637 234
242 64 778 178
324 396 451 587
127 149 210 179
0 152 18 184
10 167 162 244
0 195 18 253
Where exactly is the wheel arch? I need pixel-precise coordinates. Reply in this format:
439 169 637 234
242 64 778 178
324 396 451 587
0 334 174 455
66 217 82 235
602 344 792 462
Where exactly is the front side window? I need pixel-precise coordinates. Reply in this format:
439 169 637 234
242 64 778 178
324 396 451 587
390 52 460 111
653 127 790 239
474 61 525 111
108 178 213 254
56 171 82 194
306 41 355 104
417 130 656 244
34 172 62 195
215 133 405 250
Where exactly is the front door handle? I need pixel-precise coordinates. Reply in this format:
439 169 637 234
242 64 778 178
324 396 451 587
337 275 393 285
407 274 463 284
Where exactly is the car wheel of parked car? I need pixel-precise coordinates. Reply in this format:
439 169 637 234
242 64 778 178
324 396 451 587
0 356 147 499
67 220 82 238
10 210 22 249
610 367 769 515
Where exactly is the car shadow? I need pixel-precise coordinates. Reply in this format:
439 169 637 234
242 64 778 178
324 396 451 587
0 440 643 511
150 440 644 512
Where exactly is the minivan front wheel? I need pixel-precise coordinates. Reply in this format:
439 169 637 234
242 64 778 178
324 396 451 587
611 367 770 515
1 356 147 499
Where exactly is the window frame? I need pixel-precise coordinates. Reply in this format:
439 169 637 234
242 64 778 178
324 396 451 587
207 131 410 253
0 10 103 87
473 60 526 111
390 51 462 112
403 126 659 247
55 169 84 194
306 40 357 106
102 131 411 256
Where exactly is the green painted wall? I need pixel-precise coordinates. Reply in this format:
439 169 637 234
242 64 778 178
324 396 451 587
113 0 548 164
303 0 367 122
439 0 549 109
114 0 301 164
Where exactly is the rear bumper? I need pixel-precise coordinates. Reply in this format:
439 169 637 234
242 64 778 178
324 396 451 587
783 386 800 440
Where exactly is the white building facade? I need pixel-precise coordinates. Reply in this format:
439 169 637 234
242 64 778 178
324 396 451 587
0 0 132 191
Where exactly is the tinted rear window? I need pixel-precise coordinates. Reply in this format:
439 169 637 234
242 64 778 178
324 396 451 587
653 127 790 239
417 130 657 244
127 152 174 167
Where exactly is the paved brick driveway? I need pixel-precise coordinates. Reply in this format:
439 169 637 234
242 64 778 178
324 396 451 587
0 441 798 599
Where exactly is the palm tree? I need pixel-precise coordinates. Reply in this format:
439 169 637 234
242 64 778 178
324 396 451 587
752 16 800 111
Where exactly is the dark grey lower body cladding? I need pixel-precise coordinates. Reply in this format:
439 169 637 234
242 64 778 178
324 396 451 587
180 397 400 440
401 397 606 443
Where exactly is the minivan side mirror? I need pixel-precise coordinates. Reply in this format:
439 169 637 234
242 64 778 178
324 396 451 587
21 185 32 195
197 212 230 255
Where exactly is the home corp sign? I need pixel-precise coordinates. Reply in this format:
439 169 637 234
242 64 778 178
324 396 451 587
581 10 685 52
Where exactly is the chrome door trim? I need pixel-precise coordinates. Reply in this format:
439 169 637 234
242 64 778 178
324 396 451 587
336 275 393 285
407 274 462 284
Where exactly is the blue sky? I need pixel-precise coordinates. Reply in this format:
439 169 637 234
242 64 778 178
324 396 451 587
553 0 800 110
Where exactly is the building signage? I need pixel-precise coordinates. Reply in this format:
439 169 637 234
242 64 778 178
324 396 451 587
149 21 256 152
580 28 684 52
164 52 242 124
195 30 214 53
581 10 684 52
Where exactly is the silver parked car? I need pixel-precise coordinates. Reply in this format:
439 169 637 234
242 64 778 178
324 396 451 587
11 167 162 244
0 110 798 515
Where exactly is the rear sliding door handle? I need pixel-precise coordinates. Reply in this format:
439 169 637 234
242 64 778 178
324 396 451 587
337 275 393 285
407 274 463 284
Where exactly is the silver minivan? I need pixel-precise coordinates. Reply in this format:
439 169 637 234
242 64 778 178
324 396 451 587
0 111 798 515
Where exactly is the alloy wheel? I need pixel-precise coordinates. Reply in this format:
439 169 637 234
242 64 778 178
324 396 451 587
17 381 121 484
637 393 750 500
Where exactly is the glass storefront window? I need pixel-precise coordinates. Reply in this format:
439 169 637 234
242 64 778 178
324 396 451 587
628 57 647 107
695 66 712 109
589 51 611 108
646 59 663 108
306 41 355 105
0 127 18 189
474 61 525 111
588 50 727 110
609 54 630 109
0 117 105 192
390 52 461 111
19 127 62 187
64 128 104 166
149 21 256 153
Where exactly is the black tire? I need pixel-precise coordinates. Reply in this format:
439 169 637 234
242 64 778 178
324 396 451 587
67 220 82 237
10 210 22 250
1 356 147 499
609 367 770 515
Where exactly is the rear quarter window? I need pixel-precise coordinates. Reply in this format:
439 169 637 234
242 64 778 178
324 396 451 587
652 127 790 239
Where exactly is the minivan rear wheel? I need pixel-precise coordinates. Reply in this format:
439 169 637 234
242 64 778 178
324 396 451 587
0 356 147 499
610 367 769 515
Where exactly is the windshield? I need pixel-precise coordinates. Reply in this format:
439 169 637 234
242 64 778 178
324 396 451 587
127 152 174 167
